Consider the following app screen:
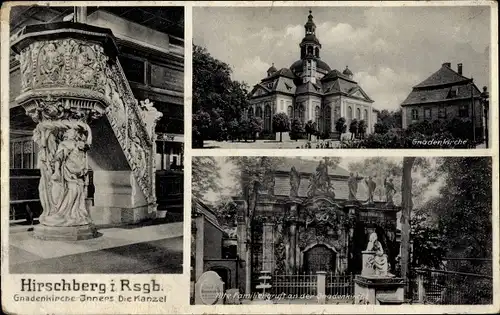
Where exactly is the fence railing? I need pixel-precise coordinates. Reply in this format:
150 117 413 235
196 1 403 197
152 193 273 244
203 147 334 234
326 274 354 296
271 273 317 296
415 268 493 305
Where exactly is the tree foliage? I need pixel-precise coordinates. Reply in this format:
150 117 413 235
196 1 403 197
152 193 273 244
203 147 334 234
290 118 305 140
192 45 250 147
192 157 221 203
335 117 347 140
272 113 290 142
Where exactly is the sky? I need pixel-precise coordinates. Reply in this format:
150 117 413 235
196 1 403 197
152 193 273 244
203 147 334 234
193 6 491 111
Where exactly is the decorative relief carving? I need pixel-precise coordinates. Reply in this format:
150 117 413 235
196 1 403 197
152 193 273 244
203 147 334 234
18 38 161 210
33 119 93 227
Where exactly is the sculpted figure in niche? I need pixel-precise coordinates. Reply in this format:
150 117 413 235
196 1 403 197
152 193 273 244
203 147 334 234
40 43 63 83
365 232 392 277
40 126 93 227
348 172 358 201
364 176 377 204
384 177 396 205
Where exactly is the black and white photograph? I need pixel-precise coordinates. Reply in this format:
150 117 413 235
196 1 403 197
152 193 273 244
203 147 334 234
190 156 493 305
7 5 184 274
192 6 492 149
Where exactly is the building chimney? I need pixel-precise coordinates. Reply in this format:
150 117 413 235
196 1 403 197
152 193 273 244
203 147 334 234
457 63 463 75
442 62 451 68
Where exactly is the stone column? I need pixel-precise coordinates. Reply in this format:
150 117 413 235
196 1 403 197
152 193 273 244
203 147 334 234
289 203 298 274
262 222 275 273
317 271 326 304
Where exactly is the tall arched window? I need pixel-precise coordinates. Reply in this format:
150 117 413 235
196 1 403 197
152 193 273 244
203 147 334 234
315 47 320 58
315 106 321 129
347 106 353 125
264 105 271 132
280 100 284 111
248 107 254 118
324 105 332 134
364 109 368 121
299 104 306 123
356 108 361 120
287 106 293 119
256 106 262 118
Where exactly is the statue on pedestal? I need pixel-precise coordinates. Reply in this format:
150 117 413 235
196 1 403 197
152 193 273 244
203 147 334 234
364 232 392 277
384 177 396 205
348 172 358 201
289 166 301 197
364 176 377 204
35 121 93 227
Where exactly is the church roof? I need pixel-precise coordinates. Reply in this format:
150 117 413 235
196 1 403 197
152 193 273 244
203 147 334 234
296 81 323 95
290 58 331 74
413 63 471 88
321 70 374 102
301 34 321 46
262 67 296 81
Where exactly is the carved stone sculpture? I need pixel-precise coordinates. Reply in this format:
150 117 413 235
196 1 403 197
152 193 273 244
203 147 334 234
307 161 335 197
289 166 301 197
365 176 377 204
384 177 396 205
363 232 392 277
348 172 358 201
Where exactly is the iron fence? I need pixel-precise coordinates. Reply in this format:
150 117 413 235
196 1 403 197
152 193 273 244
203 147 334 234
271 273 317 296
416 268 493 305
326 274 354 296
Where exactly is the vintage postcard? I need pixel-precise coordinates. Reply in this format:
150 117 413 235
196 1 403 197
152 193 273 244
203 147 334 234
192 5 494 149
1 1 499 315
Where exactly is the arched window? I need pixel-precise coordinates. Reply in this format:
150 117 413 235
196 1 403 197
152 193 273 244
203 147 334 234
298 104 306 123
347 106 353 124
315 106 321 129
364 109 368 121
315 47 320 58
307 46 313 55
356 108 361 120
287 106 293 119
324 105 332 134
264 105 272 132
256 106 262 118
280 100 284 111
248 107 254 118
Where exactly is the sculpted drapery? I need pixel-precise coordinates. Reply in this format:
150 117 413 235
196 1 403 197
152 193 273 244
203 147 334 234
34 120 92 227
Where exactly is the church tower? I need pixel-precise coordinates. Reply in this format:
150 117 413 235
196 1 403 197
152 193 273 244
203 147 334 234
300 10 321 84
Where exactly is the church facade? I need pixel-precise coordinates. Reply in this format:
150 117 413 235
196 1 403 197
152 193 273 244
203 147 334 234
247 11 377 139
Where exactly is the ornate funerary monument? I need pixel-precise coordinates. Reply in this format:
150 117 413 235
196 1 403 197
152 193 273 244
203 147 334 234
10 21 162 240
235 158 400 293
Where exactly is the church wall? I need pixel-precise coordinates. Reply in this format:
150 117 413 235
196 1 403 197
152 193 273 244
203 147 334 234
276 95 294 118
343 98 374 134
324 96 341 129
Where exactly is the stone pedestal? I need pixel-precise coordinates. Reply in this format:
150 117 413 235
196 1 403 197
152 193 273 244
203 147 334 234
33 224 98 241
354 276 404 305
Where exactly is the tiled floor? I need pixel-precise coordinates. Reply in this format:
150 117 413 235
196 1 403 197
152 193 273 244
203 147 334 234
9 222 184 274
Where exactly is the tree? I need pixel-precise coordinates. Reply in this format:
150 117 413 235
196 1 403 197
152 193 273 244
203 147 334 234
192 45 250 147
358 120 367 139
238 118 250 142
335 117 347 140
192 110 211 148
400 157 416 287
192 157 221 203
349 119 358 140
227 119 240 142
290 118 305 141
374 122 389 134
272 113 290 142
248 117 264 142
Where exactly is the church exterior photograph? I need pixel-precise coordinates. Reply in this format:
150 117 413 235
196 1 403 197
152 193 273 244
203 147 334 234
191 156 493 305
192 6 492 149
6 5 184 274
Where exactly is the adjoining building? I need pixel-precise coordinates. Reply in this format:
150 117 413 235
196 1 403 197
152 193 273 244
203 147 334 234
247 11 377 139
401 62 484 136
9 6 184 227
